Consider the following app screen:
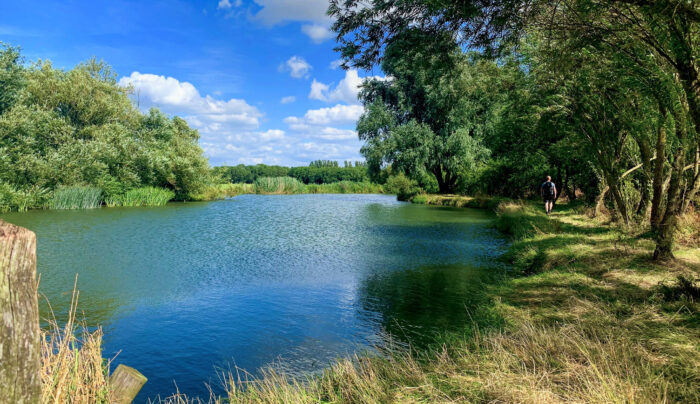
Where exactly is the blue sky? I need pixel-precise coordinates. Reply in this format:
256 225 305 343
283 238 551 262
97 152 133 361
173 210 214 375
1 0 383 166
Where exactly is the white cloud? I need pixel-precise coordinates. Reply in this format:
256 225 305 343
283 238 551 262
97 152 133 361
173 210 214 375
309 80 330 101
280 96 296 104
258 129 285 141
279 56 312 79
308 69 385 105
218 0 241 9
301 24 334 43
285 104 364 126
316 127 357 141
119 72 262 129
252 0 330 25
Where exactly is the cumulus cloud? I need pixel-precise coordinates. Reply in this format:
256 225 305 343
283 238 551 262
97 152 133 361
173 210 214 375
309 70 386 105
119 72 262 128
280 96 296 104
258 129 285 141
285 104 364 126
279 56 312 79
301 24 334 43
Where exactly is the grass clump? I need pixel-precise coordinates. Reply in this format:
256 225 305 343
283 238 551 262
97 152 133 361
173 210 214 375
191 183 255 201
306 181 384 194
105 187 174 207
41 284 111 403
254 177 305 194
49 186 103 210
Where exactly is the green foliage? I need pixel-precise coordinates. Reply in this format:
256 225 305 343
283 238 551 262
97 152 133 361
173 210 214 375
190 183 255 201
0 46 211 211
0 182 49 212
385 173 420 201
105 187 174 207
357 31 492 194
305 181 383 194
254 177 306 194
50 186 103 210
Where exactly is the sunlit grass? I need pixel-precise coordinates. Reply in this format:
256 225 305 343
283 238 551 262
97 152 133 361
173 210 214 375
105 187 174 207
254 177 306 194
41 280 111 403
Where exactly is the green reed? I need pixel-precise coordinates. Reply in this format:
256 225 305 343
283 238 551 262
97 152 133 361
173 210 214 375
105 187 174 207
49 186 103 210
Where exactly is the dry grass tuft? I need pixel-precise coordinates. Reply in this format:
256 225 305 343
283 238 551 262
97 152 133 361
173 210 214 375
40 279 112 404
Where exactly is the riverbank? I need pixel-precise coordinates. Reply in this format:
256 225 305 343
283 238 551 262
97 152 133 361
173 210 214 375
40 197 699 403
175 200 698 403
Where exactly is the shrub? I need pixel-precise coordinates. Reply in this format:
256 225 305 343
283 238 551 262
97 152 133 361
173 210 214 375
105 187 174 207
385 173 420 201
411 194 428 204
49 186 103 210
0 183 50 212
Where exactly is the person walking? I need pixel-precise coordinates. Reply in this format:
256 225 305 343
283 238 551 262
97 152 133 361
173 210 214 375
541 176 557 215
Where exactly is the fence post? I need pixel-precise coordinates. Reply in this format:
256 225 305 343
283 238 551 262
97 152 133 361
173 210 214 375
0 220 41 403
110 364 148 404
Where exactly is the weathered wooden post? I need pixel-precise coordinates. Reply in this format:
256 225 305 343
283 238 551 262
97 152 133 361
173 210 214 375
0 220 41 403
110 364 148 404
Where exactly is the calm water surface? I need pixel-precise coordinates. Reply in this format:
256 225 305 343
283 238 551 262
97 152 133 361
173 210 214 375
1 194 506 402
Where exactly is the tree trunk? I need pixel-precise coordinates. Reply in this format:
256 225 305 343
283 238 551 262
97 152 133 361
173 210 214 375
681 146 700 213
636 137 653 218
650 122 667 230
653 125 688 260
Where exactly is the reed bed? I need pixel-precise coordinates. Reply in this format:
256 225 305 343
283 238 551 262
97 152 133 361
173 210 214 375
41 282 112 403
49 186 103 210
192 183 255 201
254 177 306 194
305 181 384 194
105 187 174 207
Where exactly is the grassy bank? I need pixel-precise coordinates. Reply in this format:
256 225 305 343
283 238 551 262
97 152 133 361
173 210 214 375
42 199 699 403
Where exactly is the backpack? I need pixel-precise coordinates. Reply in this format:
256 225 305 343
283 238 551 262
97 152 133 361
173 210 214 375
542 181 555 197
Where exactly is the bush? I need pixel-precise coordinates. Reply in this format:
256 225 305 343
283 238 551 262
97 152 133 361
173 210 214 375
385 173 420 201
0 183 49 212
254 177 305 194
105 187 174 207
50 186 103 210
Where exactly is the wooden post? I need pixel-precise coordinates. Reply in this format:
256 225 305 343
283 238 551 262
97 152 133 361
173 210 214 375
110 364 148 404
0 220 41 404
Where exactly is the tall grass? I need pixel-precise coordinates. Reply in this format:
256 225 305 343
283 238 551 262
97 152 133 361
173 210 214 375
254 177 305 194
49 186 103 210
41 281 111 403
191 183 255 201
305 181 384 194
105 187 174 207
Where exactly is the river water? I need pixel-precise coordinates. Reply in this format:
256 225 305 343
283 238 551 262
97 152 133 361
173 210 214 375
1 194 506 402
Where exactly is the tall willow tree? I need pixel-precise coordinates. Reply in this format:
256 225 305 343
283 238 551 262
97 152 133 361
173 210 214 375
357 30 491 193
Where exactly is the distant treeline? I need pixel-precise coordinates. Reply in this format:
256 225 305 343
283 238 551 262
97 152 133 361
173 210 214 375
213 160 370 185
